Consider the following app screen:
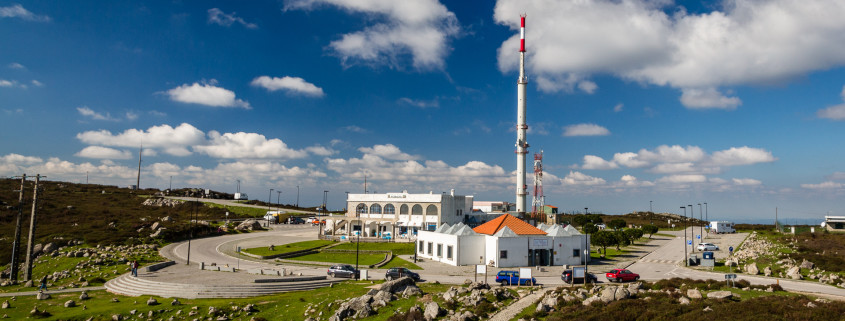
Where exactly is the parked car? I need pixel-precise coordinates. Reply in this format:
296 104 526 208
385 268 420 281
561 269 598 284
495 270 538 286
605 269 639 283
327 264 359 278
595 223 607 229
697 242 719 251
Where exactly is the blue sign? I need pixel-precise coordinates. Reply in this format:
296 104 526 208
729 246 734 253
687 240 692 245
697 234 701 239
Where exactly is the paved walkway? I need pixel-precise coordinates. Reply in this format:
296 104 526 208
0 286 105 297
488 288 552 321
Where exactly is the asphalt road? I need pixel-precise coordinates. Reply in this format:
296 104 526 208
167 197 318 215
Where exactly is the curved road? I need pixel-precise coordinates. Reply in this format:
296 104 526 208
160 225 845 298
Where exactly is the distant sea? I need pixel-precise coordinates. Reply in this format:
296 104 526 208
720 218 823 226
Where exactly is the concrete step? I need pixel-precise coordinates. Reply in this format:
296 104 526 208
105 274 340 299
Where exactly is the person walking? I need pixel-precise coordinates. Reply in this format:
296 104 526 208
131 260 139 277
38 274 48 291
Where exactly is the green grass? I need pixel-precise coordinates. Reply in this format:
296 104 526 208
286 252 388 266
592 247 627 260
242 240 336 257
204 202 269 218
380 256 422 270
654 232 676 238
331 242 415 255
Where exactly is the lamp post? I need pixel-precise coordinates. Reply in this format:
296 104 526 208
698 203 703 241
277 190 282 207
704 202 708 234
649 200 653 224
296 185 299 208
688 204 693 247
585 207 588 215
355 204 361 280
187 196 197 265
681 206 687 267
267 189 273 227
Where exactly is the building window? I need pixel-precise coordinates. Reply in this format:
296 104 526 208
370 204 382 214
500 250 508 259
427 242 433 255
456 209 462 216
412 204 423 215
384 204 395 215
426 205 438 216
418 241 424 253
437 244 443 257
356 203 368 214
400 204 409 215
573 249 580 257
447 246 453 260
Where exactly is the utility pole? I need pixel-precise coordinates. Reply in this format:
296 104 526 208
24 174 42 281
10 174 26 283
296 185 299 208
136 146 142 190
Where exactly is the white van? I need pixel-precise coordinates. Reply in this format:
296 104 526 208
710 221 736 234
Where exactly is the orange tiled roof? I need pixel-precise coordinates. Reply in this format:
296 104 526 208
472 214 547 236
545 205 558 209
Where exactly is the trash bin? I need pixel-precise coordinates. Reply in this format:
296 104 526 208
688 254 699 266
702 251 714 260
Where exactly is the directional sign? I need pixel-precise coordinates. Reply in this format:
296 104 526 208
697 234 701 239
687 240 692 245
725 274 737 280
729 246 734 253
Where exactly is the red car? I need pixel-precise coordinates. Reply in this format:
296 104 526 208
605 269 639 283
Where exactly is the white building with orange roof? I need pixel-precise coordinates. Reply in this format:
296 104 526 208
416 213 590 268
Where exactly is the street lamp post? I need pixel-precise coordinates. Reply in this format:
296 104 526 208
277 190 282 209
698 203 703 241
355 205 361 280
267 189 273 227
704 202 708 234
187 196 197 265
585 207 588 215
296 185 299 208
689 204 693 246
681 206 687 267
650 200 653 224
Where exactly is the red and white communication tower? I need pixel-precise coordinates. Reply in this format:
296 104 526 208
531 151 544 220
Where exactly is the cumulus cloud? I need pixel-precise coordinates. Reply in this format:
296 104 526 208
75 146 132 159
657 174 708 184
801 181 843 189
284 0 460 70
561 171 606 186
166 81 250 109
576 155 618 170
194 131 308 159
817 85 845 120
613 103 624 112
563 123 610 137
573 145 775 177
306 145 336 156
208 8 258 29
732 178 762 186
76 123 205 156
31 80 43 87
0 4 50 22
0 79 14 87
77 106 119 121
342 125 369 133
494 0 845 109
8 62 25 69
358 144 419 161
251 76 324 97
710 147 777 166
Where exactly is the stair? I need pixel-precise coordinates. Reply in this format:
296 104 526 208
105 274 340 299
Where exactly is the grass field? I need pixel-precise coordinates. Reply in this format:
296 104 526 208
331 242 416 255
287 252 387 266
242 240 336 257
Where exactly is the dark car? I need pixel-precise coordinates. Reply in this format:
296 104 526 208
495 271 538 286
385 268 420 281
327 264 359 278
561 269 598 284
605 269 639 283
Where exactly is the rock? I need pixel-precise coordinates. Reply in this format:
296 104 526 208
582 296 602 306
32 244 43 256
374 290 395 303
65 300 76 308
79 291 89 300
235 220 263 231
379 276 416 294
703 306 713 312
764 266 772 277
151 222 161 231
746 263 759 275
171 299 180 306
43 243 57 254
162 216 172 222
707 291 733 299
807 302 817 308
24 280 33 287
800 259 815 270
111 314 122 321
679 297 690 305
146 297 159 306
150 228 164 238
687 289 702 299
424 302 443 320
786 266 803 280
129 310 137 315
1 301 9 309
111 298 119 303
535 302 550 313
36 292 50 300
242 304 256 312
402 285 423 297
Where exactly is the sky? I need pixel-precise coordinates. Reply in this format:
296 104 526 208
2 0 845 222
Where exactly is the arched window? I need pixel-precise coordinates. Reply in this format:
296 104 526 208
412 204 423 215
400 204 409 215
426 205 438 216
356 203 368 214
370 204 382 214
384 204 395 215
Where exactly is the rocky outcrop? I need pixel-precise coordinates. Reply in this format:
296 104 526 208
745 263 759 275
687 289 702 299
235 220 262 231
142 198 183 207
707 291 734 299
786 266 803 280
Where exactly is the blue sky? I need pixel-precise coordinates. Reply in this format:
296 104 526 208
3 0 845 222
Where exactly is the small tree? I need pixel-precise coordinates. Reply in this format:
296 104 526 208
572 215 588 227
613 230 630 250
642 224 659 238
583 223 598 234
587 214 603 224
625 228 644 244
608 218 627 231
590 230 616 258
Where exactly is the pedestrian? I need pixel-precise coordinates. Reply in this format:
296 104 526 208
38 274 47 291
131 260 139 277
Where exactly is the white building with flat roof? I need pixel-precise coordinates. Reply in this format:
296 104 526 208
324 189 473 238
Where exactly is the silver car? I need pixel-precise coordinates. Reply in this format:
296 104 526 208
697 243 719 251
327 264 359 278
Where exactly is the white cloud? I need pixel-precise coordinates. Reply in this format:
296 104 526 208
817 85 845 120
306 145 336 156
343 125 369 133
617 174 654 187
31 80 43 87
207 8 257 29
612 152 649 168
75 146 132 159
563 123 610 137
125 111 138 121
613 103 624 112
577 80 598 94
0 4 50 22
8 62 25 69
679 88 741 109
77 106 118 121
732 178 762 186
284 0 460 70
801 181 843 189
0 79 13 87
0 153 42 165
710 146 776 166
398 97 439 108
358 144 419 161
166 81 250 109
638 145 705 163
194 131 308 159
76 123 205 156
562 171 606 186
250 76 324 97
494 0 845 109
576 155 618 170
657 174 708 184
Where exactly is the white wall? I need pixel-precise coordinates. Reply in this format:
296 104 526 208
493 237 530 268
457 235 485 266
